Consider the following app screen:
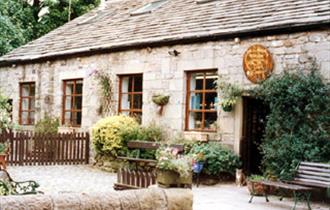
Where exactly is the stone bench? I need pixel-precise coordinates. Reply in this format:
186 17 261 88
0 187 193 210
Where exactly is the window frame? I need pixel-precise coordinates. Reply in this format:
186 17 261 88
118 74 143 119
19 82 36 125
62 78 83 127
185 69 218 132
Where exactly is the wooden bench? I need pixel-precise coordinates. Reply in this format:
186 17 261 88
113 141 184 190
249 162 330 210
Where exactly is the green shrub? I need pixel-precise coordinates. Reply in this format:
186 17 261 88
120 124 166 143
189 142 241 176
92 115 139 156
254 71 330 180
34 116 59 134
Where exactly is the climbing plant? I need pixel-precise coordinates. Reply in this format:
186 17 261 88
253 71 330 180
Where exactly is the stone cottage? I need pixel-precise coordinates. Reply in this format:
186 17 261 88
0 0 329 173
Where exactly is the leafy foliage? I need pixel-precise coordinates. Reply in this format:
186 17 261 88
0 92 12 130
92 115 139 156
0 0 100 55
217 78 242 111
189 142 241 176
253 71 330 180
34 116 59 134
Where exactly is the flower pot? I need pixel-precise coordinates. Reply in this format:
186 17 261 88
247 180 267 196
193 162 204 173
222 104 233 112
157 169 192 187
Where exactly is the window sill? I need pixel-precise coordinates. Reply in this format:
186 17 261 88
183 131 218 141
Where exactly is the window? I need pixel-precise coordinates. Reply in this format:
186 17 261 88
62 79 83 126
19 82 35 125
131 0 167 16
119 74 143 122
186 71 218 131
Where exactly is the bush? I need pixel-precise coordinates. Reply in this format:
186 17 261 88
189 142 241 176
92 115 139 156
34 116 59 134
254 71 330 180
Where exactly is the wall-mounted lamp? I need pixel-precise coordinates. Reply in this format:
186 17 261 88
168 49 181 57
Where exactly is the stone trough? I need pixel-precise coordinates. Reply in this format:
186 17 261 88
0 187 193 210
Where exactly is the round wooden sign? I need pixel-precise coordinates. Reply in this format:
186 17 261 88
243 44 273 84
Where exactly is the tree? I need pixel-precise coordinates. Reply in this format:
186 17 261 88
0 0 100 56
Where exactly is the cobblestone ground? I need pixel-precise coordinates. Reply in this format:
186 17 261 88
7 165 116 194
6 165 330 210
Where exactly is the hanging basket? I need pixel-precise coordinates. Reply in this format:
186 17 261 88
152 95 170 115
222 104 233 112
152 95 170 106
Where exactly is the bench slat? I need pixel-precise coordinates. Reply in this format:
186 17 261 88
300 162 330 169
297 169 330 178
296 174 330 182
298 166 330 173
293 178 330 188
289 180 329 188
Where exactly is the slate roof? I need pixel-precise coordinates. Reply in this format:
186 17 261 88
1 0 330 65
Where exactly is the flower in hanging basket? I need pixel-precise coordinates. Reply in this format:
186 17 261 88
152 95 170 106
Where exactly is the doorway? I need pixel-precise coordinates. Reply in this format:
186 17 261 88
240 97 269 175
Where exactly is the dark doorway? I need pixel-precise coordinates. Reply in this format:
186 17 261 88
240 97 269 175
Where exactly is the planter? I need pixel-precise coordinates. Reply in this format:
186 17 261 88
247 180 267 196
157 169 192 187
222 104 233 112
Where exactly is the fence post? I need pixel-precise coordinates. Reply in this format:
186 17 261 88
85 132 90 164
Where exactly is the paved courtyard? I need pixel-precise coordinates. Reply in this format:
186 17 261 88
6 165 329 210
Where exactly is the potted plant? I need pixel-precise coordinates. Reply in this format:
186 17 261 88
156 146 192 187
217 79 242 112
152 94 170 115
247 175 267 196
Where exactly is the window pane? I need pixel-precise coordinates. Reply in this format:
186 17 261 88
65 96 72 110
190 72 204 91
76 82 83 95
76 111 82 125
205 72 217 90
205 92 217 110
65 81 74 95
189 112 202 129
74 96 83 110
22 85 30 96
30 98 35 110
30 112 35 124
204 112 217 130
30 84 35 96
21 112 28 124
121 94 131 110
121 76 130 93
21 98 29 110
190 93 203 110
133 76 143 92
64 112 71 124
133 94 142 109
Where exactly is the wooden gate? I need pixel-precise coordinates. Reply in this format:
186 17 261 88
0 130 90 165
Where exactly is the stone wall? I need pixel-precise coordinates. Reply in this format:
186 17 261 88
0 28 329 153
0 188 193 210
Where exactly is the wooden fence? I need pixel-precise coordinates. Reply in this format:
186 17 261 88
0 130 89 166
